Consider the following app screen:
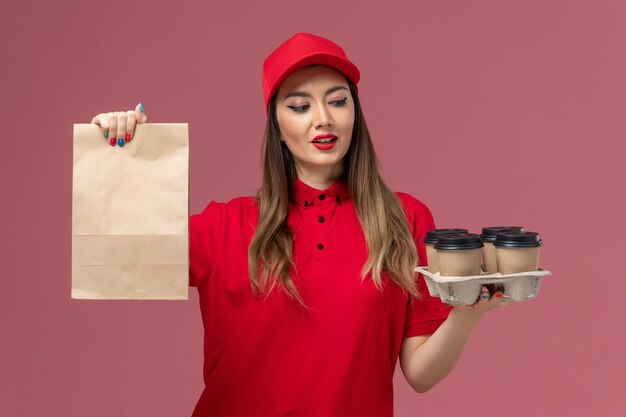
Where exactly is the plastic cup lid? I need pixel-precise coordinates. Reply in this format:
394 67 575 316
433 233 484 250
480 226 525 242
493 231 543 248
424 228 469 244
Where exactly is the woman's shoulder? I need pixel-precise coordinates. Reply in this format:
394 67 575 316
394 191 436 234
190 196 259 236
394 191 432 216
225 195 258 208
195 195 257 213
191 196 257 221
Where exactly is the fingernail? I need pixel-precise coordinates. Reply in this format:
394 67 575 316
481 286 489 293
117 138 125 147
125 133 131 142
496 292 503 298
104 131 108 139
109 137 116 146
481 293 489 299
139 102 144 113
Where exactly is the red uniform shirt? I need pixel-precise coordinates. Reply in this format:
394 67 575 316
189 178 451 417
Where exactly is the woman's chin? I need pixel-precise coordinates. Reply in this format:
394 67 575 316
296 158 344 174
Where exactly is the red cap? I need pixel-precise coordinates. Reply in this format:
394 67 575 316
262 32 360 115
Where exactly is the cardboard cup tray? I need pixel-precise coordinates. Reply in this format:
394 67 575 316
415 267 552 305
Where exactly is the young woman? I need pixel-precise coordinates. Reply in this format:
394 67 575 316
91 32 510 417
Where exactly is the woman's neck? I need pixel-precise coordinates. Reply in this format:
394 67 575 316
295 163 344 190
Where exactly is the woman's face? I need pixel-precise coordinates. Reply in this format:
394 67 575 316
275 65 355 182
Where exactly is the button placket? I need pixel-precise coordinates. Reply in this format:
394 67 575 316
312 193 333 264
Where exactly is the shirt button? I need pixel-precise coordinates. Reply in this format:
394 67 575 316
318 216 325 223
303 201 308 207
319 194 326 201
336 196 340 203
317 243 324 250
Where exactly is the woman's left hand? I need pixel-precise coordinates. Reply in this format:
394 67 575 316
450 286 512 322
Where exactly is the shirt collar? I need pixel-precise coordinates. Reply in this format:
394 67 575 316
292 177 350 208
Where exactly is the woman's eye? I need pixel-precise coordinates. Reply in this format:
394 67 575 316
288 104 310 113
287 97 348 113
332 97 348 106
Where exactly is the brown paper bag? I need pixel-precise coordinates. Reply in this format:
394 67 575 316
72 123 189 300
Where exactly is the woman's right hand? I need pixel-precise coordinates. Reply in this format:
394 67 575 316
90 103 148 147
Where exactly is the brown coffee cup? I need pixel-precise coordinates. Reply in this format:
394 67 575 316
480 226 525 273
434 234 483 277
494 231 543 275
423 229 468 273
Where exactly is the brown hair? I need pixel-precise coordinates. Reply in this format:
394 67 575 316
247 77 420 309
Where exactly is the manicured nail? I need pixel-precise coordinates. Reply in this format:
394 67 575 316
104 131 108 139
495 292 503 298
125 133 131 142
481 293 489 299
117 138 125 147
481 286 489 293
109 137 116 146
139 102 144 113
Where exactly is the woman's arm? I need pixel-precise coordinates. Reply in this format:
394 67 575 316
400 290 510 393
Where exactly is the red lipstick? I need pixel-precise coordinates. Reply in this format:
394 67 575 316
311 133 338 150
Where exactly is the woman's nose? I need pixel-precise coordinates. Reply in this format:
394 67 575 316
312 103 333 128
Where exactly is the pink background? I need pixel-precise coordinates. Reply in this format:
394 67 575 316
2 0 625 416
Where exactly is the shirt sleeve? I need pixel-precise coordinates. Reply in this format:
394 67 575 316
189 200 223 288
398 193 452 338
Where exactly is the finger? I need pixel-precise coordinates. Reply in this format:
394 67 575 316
472 286 491 309
107 112 118 147
115 111 127 147
92 114 111 143
135 102 147 124
480 287 491 301
470 287 488 309
125 110 136 142
492 291 512 308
